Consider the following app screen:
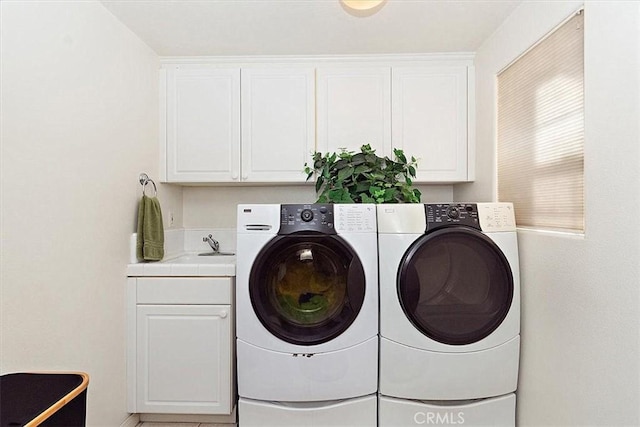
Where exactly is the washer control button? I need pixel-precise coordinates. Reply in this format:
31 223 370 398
301 209 314 222
446 206 460 219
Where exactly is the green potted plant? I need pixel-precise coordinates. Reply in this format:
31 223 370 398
304 144 421 203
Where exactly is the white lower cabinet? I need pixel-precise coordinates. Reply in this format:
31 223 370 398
127 277 234 415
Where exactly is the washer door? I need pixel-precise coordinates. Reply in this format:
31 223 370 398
398 227 514 345
249 234 366 346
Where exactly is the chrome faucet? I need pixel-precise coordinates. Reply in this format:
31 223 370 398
203 234 220 253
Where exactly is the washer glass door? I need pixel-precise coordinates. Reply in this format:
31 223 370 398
398 227 513 345
250 234 366 346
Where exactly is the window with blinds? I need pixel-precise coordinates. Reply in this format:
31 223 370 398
497 11 584 232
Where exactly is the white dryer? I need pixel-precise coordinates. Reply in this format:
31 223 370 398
236 204 378 426
377 203 520 426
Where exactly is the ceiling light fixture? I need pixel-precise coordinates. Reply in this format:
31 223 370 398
342 0 385 11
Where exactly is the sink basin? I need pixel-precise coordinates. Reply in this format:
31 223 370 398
199 251 235 256
164 253 236 264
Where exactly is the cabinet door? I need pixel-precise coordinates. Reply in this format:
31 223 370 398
392 66 469 182
241 68 315 182
136 304 232 414
165 68 241 182
317 67 391 156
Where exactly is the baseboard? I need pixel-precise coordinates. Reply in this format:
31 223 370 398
138 406 236 424
120 413 140 427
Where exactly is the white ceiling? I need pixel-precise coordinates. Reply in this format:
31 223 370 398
100 0 522 57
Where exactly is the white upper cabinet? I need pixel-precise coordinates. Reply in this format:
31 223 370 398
241 68 315 182
164 68 241 182
160 57 474 184
392 66 473 182
316 67 392 156
161 66 314 183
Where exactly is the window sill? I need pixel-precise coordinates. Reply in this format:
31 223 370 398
516 226 585 239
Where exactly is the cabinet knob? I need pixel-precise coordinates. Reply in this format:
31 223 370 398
219 310 228 319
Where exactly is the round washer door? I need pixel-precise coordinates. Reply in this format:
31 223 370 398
249 234 366 346
398 227 514 345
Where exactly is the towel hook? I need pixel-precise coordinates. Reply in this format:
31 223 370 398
139 173 157 197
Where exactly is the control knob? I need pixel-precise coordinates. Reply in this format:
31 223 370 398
446 206 460 219
300 209 314 222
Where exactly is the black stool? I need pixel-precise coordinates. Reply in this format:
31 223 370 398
0 372 89 427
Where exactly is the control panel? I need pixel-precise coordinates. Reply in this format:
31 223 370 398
278 204 337 235
333 204 376 233
425 203 481 232
477 202 517 232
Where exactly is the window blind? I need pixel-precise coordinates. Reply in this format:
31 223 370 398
497 11 584 232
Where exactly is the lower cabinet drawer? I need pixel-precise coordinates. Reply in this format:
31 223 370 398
136 277 232 304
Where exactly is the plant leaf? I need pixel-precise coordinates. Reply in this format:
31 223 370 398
386 187 398 198
361 193 375 203
351 153 366 165
306 144 421 204
353 164 370 175
394 149 407 163
355 181 370 193
337 165 354 181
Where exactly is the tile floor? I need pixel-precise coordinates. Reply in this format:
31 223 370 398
137 423 234 427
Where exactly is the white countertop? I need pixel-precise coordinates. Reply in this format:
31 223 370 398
127 252 236 277
128 228 237 277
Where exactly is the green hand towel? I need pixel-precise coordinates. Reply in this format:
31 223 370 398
136 195 165 262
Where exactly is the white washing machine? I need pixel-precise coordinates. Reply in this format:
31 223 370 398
377 203 520 426
236 204 378 426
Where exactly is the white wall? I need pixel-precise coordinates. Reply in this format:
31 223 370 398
183 184 454 228
0 2 181 426
455 1 640 425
